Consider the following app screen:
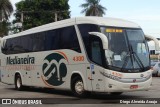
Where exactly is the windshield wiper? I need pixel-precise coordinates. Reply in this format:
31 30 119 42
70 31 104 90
129 44 145 71
121 44 145 72
133 51 145 71
121 42 136 72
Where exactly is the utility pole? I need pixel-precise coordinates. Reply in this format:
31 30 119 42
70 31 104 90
54 12 58 22
19 11 60 23
20 12 24 31
21 12 24 23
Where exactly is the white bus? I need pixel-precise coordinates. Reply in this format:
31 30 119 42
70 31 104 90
0 17 158 97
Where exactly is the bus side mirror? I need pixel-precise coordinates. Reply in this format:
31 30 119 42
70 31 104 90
145 34 160 53
89 32 108 49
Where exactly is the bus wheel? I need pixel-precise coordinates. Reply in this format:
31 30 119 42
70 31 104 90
72 77 86 97
110 92 123 95
15 74 23 91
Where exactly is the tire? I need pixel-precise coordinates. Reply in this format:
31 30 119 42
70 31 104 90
110 92 123 96
71 77 87 98
15 74 23 91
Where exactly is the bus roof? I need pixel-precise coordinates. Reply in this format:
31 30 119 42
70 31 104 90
3 17 141 39
75 17 140 28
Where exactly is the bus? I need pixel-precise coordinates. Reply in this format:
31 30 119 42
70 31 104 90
0 17 159 97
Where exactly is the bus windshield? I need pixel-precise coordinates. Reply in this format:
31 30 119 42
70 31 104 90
101 27 150 72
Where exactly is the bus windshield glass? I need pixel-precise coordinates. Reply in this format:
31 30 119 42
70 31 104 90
100 27 150 72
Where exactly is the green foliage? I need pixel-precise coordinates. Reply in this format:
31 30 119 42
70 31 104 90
0 0 13 37
0 0 13 21
13 0 70 31
0 21 10 37
80 0 107 16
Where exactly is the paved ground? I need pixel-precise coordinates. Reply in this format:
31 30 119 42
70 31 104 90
0 77 160 107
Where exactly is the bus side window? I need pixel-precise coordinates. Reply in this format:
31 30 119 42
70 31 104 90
21 35 33 52
2 40 8 54
32 32 45 52
78 24 100 58
60 26 81 53
45 29 60 50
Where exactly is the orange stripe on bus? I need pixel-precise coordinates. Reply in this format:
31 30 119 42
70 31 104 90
55 51 69 63
41 76 54 88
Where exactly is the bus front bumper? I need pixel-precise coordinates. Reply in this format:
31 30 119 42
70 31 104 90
101 69 153 92
105 76 152 92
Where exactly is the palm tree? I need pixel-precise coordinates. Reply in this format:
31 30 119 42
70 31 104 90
80 0 107 16
0 0 13 37
0 0 13 21
0 21 10 36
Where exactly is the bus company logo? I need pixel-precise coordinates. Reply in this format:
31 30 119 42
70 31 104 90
42 52 68 86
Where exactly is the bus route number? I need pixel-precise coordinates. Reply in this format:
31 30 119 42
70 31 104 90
73 56 84 62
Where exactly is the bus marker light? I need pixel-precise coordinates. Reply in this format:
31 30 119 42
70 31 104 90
106 29 123 33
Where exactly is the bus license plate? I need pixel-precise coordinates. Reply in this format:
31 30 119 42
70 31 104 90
130 85 138 89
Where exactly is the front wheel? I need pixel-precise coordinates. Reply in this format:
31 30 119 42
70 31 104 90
71 77 88 98
15 74 23 91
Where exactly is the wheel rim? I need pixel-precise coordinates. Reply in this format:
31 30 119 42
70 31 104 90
75 81 84 94
17 78 21 88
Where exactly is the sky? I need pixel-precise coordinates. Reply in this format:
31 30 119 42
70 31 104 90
10 0 160 38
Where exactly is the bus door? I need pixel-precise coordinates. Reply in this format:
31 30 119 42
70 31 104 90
86 36 105 92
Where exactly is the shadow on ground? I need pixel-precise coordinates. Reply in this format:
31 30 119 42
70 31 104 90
6 86 142 100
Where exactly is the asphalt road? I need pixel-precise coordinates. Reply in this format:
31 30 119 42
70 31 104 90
0 77 160 107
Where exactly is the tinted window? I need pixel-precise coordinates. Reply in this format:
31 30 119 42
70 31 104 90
3 37 23 54
91 40 102 65
60 26 81 52
2 36 33 54
45 30 60 50
150 50 155 55
2 26 81 54
78 24 100 58
32 32 45 52
21 35 33 52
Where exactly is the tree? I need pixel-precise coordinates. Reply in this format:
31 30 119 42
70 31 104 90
0 0 13 21
80 0 106 16
13 0 70 31
0 21 10 36
0 0 13 37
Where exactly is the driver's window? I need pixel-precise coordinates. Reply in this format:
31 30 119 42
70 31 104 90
90 37 103 66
